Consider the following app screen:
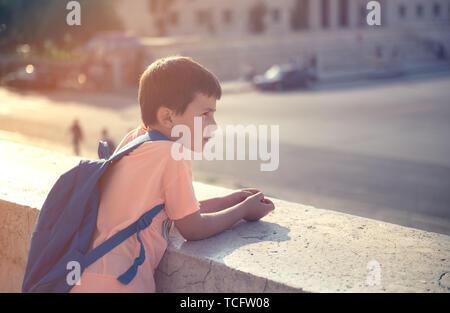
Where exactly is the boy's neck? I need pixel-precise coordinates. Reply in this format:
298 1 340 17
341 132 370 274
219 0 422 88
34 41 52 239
146 124 174 142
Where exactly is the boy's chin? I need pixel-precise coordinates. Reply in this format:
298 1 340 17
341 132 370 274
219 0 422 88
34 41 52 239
192 145 206 153
188 138 210 153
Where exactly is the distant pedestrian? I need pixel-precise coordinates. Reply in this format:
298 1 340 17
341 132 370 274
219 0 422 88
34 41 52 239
100 128 116 155
69 119 83 156
435 43 446 60
375 45 383 59
308 52 317 76
243 61 255 81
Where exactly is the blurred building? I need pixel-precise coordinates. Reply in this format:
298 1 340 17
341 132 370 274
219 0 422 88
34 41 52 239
116 0 450 81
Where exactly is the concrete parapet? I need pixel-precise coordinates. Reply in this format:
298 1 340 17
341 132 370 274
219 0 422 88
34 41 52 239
1 140 449 292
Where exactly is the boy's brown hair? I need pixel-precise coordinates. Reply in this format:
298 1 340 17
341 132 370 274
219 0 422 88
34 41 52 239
138 56 222 127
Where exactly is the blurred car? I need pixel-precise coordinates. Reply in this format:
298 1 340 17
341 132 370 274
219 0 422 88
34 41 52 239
252 64 317 91
1 65 57 89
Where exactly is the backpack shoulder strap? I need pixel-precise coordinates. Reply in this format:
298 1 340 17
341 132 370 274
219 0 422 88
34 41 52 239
109 130 169 162
83 203 164 284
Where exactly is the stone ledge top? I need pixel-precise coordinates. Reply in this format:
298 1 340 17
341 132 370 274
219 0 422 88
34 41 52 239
170 182 450 293
1 140 449 292
0 140 81 210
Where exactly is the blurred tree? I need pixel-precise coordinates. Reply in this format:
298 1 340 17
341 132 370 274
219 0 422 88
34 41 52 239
0 0 123 54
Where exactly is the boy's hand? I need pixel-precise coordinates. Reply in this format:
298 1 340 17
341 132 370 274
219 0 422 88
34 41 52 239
242 192 275 222
228 188 260 205
175 191 274 241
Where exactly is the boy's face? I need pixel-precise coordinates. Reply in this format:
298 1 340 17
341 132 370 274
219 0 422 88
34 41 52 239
170 92 217 152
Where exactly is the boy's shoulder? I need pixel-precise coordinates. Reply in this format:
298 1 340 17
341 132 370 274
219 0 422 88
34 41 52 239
116 125 169 150
140 138 176 154
119 125 187 162
141 140 188 165
137 140 193 180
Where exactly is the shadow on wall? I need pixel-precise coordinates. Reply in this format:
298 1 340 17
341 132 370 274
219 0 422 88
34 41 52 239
174 220 291 264
154 203 298 292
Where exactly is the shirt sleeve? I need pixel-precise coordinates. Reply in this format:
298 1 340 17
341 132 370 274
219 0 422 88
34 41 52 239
162 157 200 220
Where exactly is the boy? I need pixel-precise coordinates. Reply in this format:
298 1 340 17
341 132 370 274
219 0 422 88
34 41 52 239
70 56 275 293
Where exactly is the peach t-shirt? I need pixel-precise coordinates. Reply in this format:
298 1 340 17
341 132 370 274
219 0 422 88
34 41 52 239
70 125 200 293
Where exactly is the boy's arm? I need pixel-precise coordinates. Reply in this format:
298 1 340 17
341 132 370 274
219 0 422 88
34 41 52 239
198 196 228 214
176 202 246 241
175 192 274 241
199 188 260 214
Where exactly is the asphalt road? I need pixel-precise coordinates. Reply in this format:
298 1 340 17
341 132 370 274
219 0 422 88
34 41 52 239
1 73 449 235
193 74 450 235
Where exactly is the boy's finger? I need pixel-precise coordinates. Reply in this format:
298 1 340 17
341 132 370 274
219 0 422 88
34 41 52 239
261 198 275 209
250 191 264 199
261 198 273 205
239 190 254 199
242 188 259 194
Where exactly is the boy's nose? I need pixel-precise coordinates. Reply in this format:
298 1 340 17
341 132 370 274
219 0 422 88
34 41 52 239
204 120 218 137
209 120 218 132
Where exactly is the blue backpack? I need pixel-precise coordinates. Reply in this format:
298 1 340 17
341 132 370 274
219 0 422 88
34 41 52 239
22 130 169 293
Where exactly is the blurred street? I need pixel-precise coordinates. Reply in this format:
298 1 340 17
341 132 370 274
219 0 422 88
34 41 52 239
1 71 449 235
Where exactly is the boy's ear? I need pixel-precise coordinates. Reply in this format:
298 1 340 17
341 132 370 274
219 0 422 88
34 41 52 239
156 106 175 128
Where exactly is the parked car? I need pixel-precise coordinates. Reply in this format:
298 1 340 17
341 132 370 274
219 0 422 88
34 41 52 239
1 65 57 89
252 64 317 91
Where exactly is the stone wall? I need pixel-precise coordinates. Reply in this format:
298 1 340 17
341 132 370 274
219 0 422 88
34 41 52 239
1 141 449 292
